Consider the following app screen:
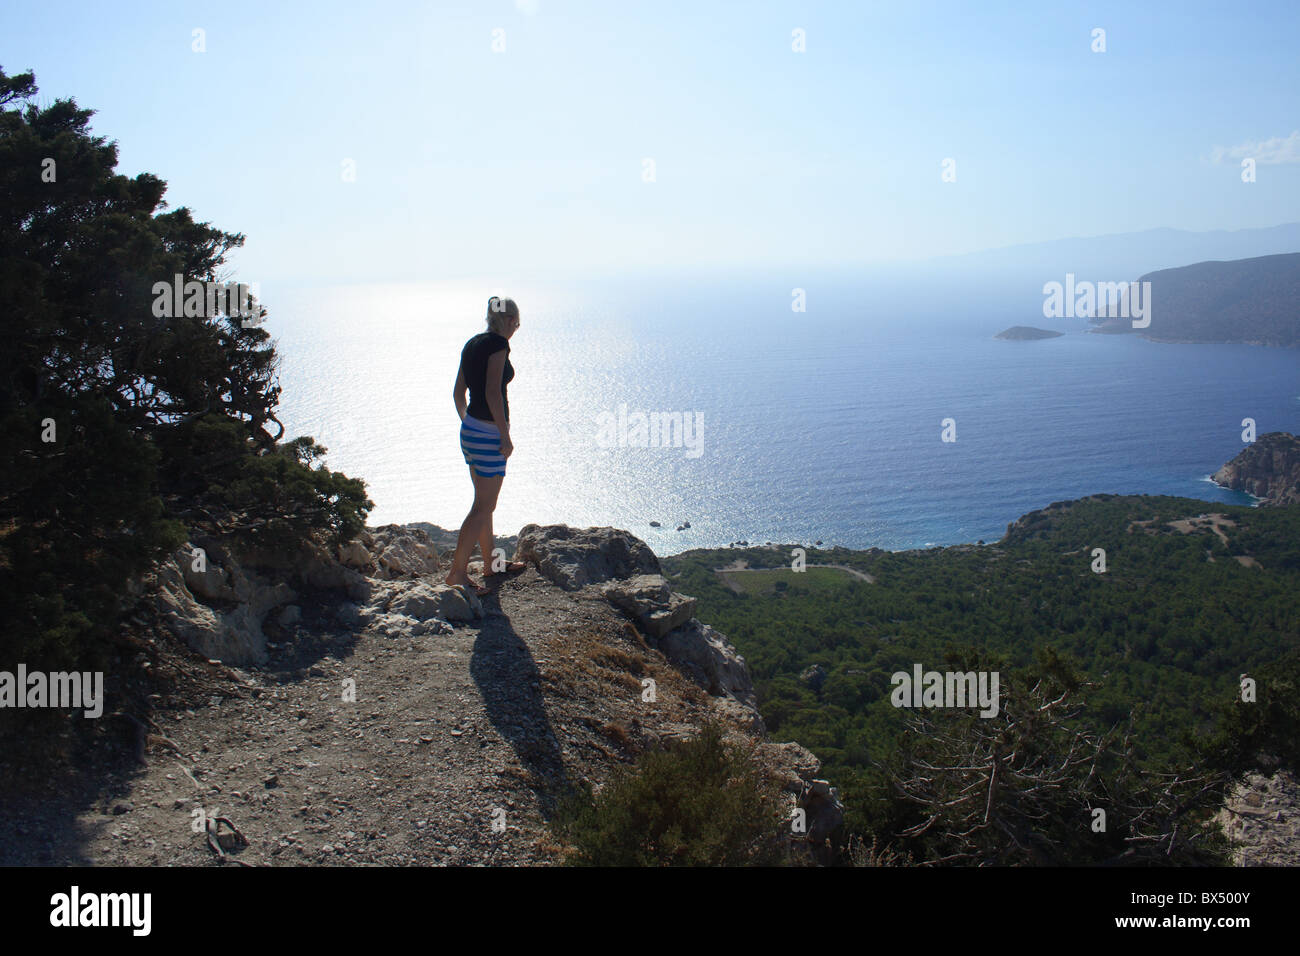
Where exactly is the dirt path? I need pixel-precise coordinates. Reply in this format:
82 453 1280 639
1166 513 1236 546
0 568 720 866
713 560 875 591
812 563 876 583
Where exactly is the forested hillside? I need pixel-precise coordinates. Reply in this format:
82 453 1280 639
1090 253 1300 345
663 494 1300 855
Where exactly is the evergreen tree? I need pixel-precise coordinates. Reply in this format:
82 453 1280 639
0 66 372 669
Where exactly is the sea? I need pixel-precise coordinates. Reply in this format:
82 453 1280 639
263 269 1299 555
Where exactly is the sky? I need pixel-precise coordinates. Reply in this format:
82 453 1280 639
3 0 1299 285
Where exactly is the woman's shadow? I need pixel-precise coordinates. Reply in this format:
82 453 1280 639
469 604 573 819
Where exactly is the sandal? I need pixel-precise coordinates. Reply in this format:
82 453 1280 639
448 577 494 597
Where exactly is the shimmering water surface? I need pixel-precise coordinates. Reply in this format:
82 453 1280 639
264 273 1298 554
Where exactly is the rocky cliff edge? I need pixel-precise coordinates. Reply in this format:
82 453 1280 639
12 522 842 865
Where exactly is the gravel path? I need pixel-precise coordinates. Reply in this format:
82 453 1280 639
0 568 724 866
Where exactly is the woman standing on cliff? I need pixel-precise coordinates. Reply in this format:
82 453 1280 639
446 296 527 596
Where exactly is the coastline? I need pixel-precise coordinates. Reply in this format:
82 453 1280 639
1203 474 1264 507
499 481 1268 559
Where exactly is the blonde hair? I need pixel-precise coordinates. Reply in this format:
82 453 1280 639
486 296 519 335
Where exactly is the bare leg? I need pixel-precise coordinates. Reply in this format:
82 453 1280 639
478 512 496 575
446 471 503 591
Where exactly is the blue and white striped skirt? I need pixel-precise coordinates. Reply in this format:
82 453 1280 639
460 414 507 477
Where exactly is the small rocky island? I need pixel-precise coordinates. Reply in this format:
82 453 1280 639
995 326 1064 340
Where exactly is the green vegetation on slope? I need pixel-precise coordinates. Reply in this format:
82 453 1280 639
662 494 1300 856
553 720 792 866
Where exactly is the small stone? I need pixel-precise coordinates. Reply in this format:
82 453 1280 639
112 802 132 815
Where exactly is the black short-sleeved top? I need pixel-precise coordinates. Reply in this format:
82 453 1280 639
460 331 514 422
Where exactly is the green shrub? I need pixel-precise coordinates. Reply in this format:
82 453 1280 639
1194 650 1300 776
553 721 792 866
882 653 1232 865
